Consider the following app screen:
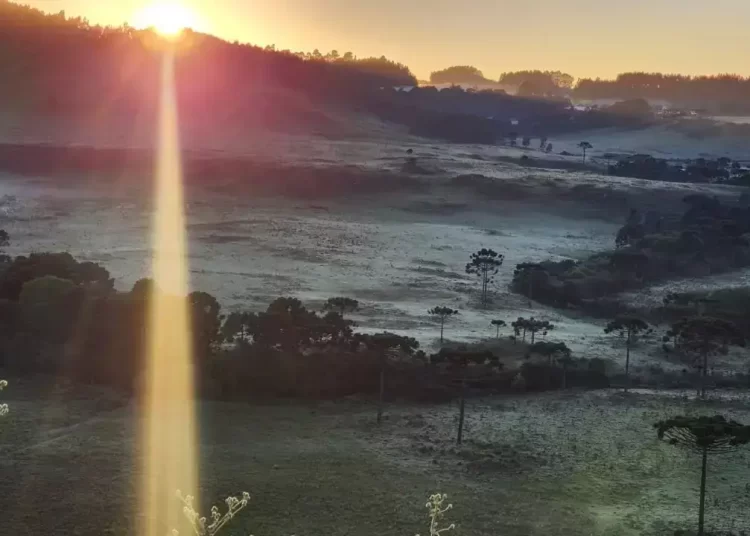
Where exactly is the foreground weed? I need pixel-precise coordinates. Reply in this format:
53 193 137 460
0 380 8 416
419 493 456 536
172 490 456 536
174 490 251 536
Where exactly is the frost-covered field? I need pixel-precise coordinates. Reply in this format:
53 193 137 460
0 171 618 355
1 124 748 363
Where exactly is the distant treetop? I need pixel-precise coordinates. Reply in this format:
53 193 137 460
430 66 492 85
498 70 575 96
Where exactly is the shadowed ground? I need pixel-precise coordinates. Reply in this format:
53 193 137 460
2 380 750 535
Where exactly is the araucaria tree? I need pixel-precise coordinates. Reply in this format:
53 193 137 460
491 319 506 339
428 306 459 344
466 248 504 307
514 317 554 344
578 141 593 163
668 317 744 399
432 349 495 444
511 317 528 343
527 318 554 344
604 316 651 391
655 415 750 536
352 332 419 424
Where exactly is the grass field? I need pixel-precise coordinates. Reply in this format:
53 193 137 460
2 379 750 535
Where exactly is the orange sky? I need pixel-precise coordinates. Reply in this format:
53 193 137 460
26 0 750 81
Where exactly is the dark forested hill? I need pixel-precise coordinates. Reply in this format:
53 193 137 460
0 1 416 121
0 0 657 146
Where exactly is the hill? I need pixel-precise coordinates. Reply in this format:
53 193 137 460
0 1 655 146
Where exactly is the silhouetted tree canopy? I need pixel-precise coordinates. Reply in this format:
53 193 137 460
491 319 506 338
499 70 574 96
655 415 750 536
513 317 555 344
667 316 745 398
529 341 571 364
575 72 750 112
604 316 650 389
428 306 459 343
430 66 491 85
466 248 504 307
0 252 113 301
607 98 652 117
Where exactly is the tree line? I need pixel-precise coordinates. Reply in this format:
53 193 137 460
575 72 750 112
4 225 738 404
427 65 750 112
0 236 609 403
428 67 575 98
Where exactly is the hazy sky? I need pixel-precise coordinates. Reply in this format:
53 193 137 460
26 0 750 80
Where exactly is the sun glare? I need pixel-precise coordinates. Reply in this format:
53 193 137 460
140 51 198 536
133 2 200 36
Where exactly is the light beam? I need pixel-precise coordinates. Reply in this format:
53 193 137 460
140 50 198 536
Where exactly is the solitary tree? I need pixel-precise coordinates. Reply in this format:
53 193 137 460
466 248 504 307
655 415 750 536
428 306 459 344
539 137 548 150
668 317 744 399
522 136 531 148
545 143 553 153
604 316 651 391
491 319 506 339
578 141 593 163
323 297 359 317
432 349 494 444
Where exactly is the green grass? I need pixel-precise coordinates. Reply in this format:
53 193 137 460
3 379 750 535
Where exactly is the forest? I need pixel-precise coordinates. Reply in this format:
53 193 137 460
575 72 750 112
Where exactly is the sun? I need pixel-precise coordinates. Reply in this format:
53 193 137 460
133 2 200 36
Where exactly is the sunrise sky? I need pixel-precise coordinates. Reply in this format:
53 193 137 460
25 0 750 80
